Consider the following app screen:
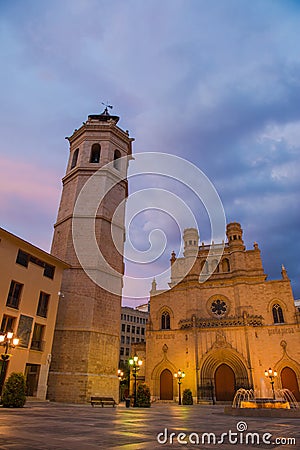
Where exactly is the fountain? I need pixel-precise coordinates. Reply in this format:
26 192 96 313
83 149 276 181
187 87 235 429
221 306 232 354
275 388 299 409
225 388 300 417
232 388 255 408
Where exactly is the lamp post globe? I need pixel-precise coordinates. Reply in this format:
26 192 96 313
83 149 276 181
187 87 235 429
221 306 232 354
264 367 277 400
174 370 185 405
0 332 19 395
129 354 142 407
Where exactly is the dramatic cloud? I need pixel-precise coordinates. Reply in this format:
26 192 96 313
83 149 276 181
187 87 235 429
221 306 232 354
0 0 299 302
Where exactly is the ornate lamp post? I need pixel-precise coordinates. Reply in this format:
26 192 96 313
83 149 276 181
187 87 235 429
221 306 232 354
0 332 19 395
129 354 142 407
264 367 277 400
174 369 185 405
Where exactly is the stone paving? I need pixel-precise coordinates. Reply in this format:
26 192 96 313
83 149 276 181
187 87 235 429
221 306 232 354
0 402 299 450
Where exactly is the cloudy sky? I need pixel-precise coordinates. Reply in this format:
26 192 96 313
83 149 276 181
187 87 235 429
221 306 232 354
1 0 300 303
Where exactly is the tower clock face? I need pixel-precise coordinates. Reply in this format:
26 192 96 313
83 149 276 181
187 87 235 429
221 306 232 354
211 299 227 316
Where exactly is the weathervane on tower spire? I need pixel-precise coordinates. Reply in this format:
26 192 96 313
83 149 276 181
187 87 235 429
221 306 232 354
101 101 113 115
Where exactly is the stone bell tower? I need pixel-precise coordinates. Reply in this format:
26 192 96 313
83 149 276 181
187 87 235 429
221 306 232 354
48 107 134 403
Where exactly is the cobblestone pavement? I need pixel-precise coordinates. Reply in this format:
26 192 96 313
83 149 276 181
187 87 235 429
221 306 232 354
0 402 299 450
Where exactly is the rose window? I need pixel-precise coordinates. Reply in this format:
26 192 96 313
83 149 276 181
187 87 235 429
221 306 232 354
211 299 227 316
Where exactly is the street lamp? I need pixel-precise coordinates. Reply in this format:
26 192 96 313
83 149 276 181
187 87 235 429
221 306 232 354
129 354 142 407
0 332 19 395
264 367 277 400
118 369 125 402
174 369 185 405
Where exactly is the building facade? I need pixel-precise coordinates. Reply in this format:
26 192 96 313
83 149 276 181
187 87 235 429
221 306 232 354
120 305 149 368
145 223 300 403
0 227 68 399
48 108 134 403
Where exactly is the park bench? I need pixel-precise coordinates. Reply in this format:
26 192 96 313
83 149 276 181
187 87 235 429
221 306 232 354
90 396 116 407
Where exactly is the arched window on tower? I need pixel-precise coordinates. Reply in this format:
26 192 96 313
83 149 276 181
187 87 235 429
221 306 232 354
90 143 100 163
272 304 284 324
161 311 170 330
113 150 121 170
70 148 79 169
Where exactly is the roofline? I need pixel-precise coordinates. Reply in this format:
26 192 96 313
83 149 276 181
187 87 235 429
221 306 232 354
0 227 70 269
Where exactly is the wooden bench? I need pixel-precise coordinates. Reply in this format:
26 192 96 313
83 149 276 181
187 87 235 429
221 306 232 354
90 396 116 407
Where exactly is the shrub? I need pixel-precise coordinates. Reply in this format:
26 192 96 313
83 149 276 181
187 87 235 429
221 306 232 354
182 388 193 405
136 383 151 407
1 372 26 408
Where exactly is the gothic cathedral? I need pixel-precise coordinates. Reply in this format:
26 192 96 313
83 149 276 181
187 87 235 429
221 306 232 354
145 223 300 403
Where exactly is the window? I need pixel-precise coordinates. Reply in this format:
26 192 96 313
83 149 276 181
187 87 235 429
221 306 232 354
222 258 230 272
132 326 135 334
31 323 45 351
121 336 125 344
37 292 50 318
120 347 124 356
126 336 130 345
141 328 145 335
136 327 140 334
136 338 140 343
44 264 55 279
17 315 33 348
1 315 16 333
127 325 130 333
272 304 284 324
161 311 170 330
90 143 100 163
16 249 29 267
121 324 125 332
211 299 227 317
6 281 23 309
113 150 121 170
125 348 129 356
212 260 219 273
70 148 79 169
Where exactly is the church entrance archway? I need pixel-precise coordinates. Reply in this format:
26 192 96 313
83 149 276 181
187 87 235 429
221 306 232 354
214 364 235 401
281 367 300 401
160 369 173 400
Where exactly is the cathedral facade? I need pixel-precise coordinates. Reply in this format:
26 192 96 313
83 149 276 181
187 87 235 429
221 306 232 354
145 223 300 403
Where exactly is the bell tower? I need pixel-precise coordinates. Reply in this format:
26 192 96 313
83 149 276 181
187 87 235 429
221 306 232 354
48 107 134 403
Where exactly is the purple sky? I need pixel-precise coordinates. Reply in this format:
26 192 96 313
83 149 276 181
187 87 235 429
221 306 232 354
1 0 299 303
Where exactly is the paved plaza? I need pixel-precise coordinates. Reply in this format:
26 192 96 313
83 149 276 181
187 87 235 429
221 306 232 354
0 401 299 450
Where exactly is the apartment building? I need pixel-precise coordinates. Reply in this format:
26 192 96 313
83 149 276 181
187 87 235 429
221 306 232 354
119 305 149 368
0 227 68 399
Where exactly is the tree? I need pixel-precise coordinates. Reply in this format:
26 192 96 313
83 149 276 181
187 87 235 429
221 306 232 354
1 372 26 408
182 388 193 405
136 383 151 407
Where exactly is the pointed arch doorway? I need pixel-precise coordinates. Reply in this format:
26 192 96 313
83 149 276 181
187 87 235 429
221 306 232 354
160 369 173 400
214 364 236 401
281 367 300 401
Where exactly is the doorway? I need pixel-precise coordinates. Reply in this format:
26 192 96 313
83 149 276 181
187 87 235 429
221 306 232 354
25 364 40 396
214 364 236 401
160 369 173 400
281 367 300 401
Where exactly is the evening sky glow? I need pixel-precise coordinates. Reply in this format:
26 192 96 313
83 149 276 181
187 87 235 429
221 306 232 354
0 0 299 302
